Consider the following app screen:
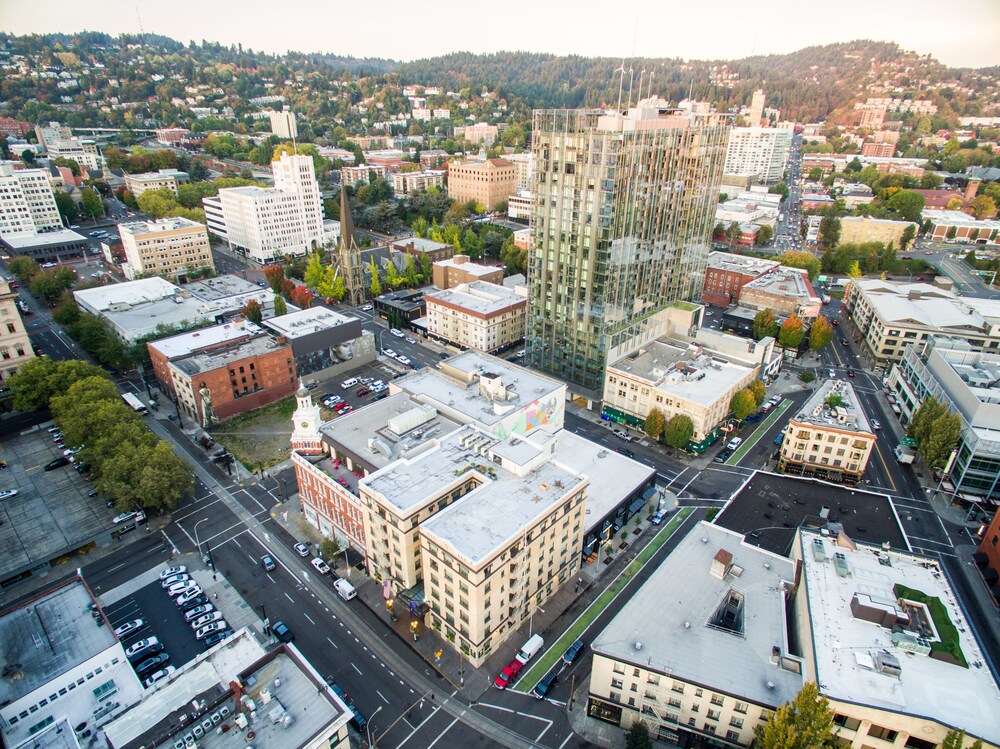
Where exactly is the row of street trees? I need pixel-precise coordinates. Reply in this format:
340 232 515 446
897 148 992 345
9 359 194 511
752 309 834 351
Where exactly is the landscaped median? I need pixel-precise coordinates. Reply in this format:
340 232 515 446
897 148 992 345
513 508 695 693
726 398 792 464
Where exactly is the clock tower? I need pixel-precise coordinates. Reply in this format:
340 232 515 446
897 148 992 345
291 380 323 454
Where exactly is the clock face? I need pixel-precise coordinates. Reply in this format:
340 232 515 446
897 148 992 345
301 421 309 428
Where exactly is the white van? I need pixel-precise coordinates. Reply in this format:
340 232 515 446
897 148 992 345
727 436 743 451
515 633 544 664
334 578 357 601
340 378 359 389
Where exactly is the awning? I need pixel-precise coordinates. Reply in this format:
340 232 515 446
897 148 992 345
585 537 599 550
628 497 646 514
643 487 658 500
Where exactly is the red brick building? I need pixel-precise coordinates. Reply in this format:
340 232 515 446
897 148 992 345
148 319 297 425
701 251 780 308
975 511 1000 603
0 117 31 137
861 141 895 158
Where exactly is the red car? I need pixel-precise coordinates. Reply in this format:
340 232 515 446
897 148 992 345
355 387 372 397
494 658 523 689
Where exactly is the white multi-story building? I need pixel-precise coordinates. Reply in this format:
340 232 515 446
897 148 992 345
504 152 535 191
0 161 63 236
47 138 104 170
34 121 72 149
268 109 298 139
0 275 35 384
340 164 388 187
390 169 445 196
123 168 189 198
120 217 214 281
424 281 526 353
203 153 323 264
507 190 532 220
723 127 793 184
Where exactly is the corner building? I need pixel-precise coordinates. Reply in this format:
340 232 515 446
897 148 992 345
526 99 730 401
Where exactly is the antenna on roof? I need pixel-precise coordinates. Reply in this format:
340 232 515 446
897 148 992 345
615 60 627 111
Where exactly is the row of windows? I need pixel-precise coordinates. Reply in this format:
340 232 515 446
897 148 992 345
8 664 119 726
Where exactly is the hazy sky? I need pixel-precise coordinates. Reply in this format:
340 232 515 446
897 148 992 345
2 0 999 68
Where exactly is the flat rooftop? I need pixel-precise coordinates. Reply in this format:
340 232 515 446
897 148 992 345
185 275 261 302
0 580 116 707
425 281 526 316
119 217 203 237
73 277 180 312
794 379 872 433
714 471 908 557
798 530 1000 744
407 427 586 566
149 319 262 359
743 267 819 300
608 339 755 407
172 333 285 377
433 257 503 277
392 236 452 253
1 228 87 248
262 306 357 338
706 251 779 275
395 351 565 431
853 279 1000 330
591 521 801 709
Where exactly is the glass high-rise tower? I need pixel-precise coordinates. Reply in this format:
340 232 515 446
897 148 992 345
525 98 731 400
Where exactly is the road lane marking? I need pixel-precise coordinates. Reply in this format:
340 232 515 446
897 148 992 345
351 663 362 675
303 612 315 625
376 690 389 704
426 717 460 749
284 592 294 603
326 637 338 649
558 733 574 749
872 442 897 492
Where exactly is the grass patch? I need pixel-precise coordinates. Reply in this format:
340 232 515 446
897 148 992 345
212 395 299 469
727 399 791 464
894 583 968 668
514 509 694 692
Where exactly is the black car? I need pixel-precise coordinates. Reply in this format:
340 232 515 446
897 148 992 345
127 642 164 665
271 620 293 643
44 456 70 471
615 447 634 459
178 594 209 611
714 448 733 464
202 629 234 648
134 652 170 676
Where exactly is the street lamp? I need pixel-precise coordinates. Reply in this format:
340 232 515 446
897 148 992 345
528 602 545 637
366 705 384 748
193 518 209 558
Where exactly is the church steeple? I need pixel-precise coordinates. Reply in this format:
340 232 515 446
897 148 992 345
334 188 365 306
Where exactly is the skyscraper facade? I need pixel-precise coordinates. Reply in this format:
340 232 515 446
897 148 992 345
525 98 730 400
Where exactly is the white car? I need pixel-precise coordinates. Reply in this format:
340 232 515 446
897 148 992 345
113 511 137 524
310 557 331 575
390 328 404 338
383 349 396 358
405 337 416 344
175 587 204 607
160 573 190 589
159 566 187 580
871 419 882 430
190 611 224 629
397 356 411 366
0 489 19 500
114 619 144 638
143 666 176 688
195 621 229 640
166 580 199 597
361 304 373 311
125 637 159 657
183 604 215 622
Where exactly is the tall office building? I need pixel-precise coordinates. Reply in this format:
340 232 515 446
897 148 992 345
748 88 766 126
0 161 63 236
723 127 793 184
268 109 298 139
525 98 730 400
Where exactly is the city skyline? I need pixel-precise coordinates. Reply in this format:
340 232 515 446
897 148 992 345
2 0 999 68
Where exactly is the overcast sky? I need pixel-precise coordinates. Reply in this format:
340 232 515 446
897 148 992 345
2 0 999 68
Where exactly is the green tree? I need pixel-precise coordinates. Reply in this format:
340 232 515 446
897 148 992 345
369 258 382 297
946 225 957 240
29 267 77 305
663 414 694 449
885 190 925 223
412 216 429 238
755 224 774 246
753 308 779 340
385 259 403 289
404 254 421 288
807 167 824 181
818 214 841 248
242 298 262 324
54 190 78 223
942 729 984 749
273 294 287 316
749 379 767 407
809 316 834 351
321 536 343 562
777 251 822 281
847 260 863 279
753 682 837 749
8 256 40 281
900 224 916 251
778 313 806 349
624 721 653 749
730 388 757 421
768 181 789 200
303 251 325 289
921 411 962 470
725 221 742 248
907 396 947 445
9 358 109 412
969 195 996 220
79 187 105 219
643 408 666 441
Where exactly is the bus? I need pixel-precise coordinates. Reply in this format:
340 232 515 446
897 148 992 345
121 392 148 414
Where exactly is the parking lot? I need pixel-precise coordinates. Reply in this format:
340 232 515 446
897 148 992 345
313 358 410 417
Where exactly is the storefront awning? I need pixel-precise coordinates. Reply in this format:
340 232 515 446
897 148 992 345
628 497 646 514
643 487 657 500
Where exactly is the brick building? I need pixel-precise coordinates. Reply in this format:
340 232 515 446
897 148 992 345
431 254 504 290
424 281 526 353
0 117 31 137
388 236 454 265
446 158 516 211
975 512 1000 603
860 141 895 158
701 251 780 308
147 319 296 425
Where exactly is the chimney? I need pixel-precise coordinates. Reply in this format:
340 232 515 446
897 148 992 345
711 549 734 580
965 178 981 204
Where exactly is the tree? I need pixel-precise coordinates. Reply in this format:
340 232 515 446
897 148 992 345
749 379 767 407
847 260 863 279
900 224 916 251
755 224 774 246
369 258 382 297
624 721 653 749
946 225 958 240
777 251 822 281
643 408 665 441
778 313 805 349
809 316 834 351
818 214 841 248
9 358 109 412
79 187 105 219
241 298 262 325
273 294 287 316
663 414 694 449
303 251 325 288
264 264 285 293
385 259 404 289
8 256 40 282
753 308 779 340
968 195 996 220
54 190 79 223
412 216 429 238
908 396 947 446
807 167 824 181
885 190 925 223
29 267 77 305
321 536 342 562
290 285 314 309
730 389 757 421
942 729 984 749
921 411 962 470
753 682 837 749
725 221 742 248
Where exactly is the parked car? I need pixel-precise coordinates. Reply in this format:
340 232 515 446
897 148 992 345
159 566 187 580
405 337 416 344
178 594 209 611
195 621 229 640
774 431 786 445
397 356 411 366
651 510 667 525
0 489 19 500
311 557 331 575
260 554 276 572
44 456 70 471
714 448 733 464
114 619 144 638
124 637 160 659
135 653 170 677
114 511 138 524
167 581 200 598
190 611 225 630
533 672 558 699
160 573 190 589
562 639 586 665
355 386 371 397
294 543 310 557
127 642 164 664
390 328 404 337
383 348 397 358
202 630 234 648
143 666 176 687
361 304 373 311
615 447 634 458
726 437 743 451
494 658 523 689
271 620 293 643
183 604 215 623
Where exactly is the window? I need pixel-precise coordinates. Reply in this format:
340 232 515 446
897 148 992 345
611 678 624 689
726 730 741 742
729 717 744 729
866 725 897 742
833 714 861 731
733 701 748 714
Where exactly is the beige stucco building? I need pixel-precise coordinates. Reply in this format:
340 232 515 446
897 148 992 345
777 379 876 483
424 281 526 353
120 217 215 282
123 168 188 198
838 216 917 248
447 158 516 211
0 276 35 385
432 254 504 290
739 267 822 318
